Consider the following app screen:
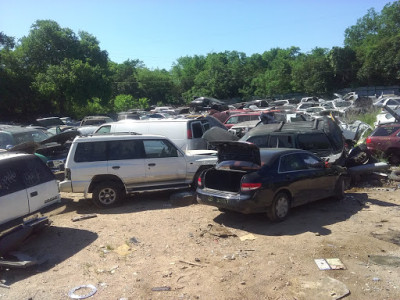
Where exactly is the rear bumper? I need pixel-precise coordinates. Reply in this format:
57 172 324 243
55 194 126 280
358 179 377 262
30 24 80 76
196 188 266 214
59 180 72 192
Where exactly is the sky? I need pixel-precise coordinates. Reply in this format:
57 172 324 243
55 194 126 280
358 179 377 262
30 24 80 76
0 0 392 70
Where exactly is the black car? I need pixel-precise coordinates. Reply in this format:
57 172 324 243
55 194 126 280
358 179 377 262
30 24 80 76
189 97 228 113
240 116 345 165
196 142 346 221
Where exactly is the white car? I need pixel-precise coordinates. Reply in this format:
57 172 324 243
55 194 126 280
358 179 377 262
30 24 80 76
59 134 217 208
374 108 400 126
373 97 400 110
0 152 61 226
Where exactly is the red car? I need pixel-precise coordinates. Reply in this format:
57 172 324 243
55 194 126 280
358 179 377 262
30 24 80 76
366 123 400 165
224 112 262 129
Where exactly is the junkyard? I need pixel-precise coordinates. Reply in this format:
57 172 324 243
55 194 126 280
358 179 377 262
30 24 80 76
3 2 400 298
0 185 400 300
1 92 400 299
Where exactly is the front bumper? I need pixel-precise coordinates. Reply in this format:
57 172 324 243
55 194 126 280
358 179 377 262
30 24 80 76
196 188 266 214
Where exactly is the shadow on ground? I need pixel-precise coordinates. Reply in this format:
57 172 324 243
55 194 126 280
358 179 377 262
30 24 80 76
212 192 400 236
55 189 196 216
1 225 98 285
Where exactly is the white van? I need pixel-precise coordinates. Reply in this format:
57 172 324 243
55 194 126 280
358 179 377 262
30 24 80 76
0 152 61 226
94 119 211 151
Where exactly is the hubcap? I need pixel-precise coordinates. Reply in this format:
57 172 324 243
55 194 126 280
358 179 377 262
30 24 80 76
276 197 289 218
99 188 116 204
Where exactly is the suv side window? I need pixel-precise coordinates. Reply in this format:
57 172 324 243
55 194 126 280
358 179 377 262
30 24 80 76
75 141 107 162
247 135 270 148
298 133 331 150
108 140 144 160
143 139 178 158
269 135 293 148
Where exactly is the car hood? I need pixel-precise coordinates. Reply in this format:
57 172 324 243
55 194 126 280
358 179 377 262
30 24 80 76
40 130 79 145
211 141 261 165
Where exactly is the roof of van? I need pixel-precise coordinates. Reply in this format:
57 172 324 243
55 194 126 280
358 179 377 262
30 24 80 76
73 133 169 142
116 118 206 124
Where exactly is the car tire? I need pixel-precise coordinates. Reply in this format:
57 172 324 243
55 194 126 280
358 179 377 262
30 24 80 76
334 176 345 200
92 182 124 208
267 192 290 222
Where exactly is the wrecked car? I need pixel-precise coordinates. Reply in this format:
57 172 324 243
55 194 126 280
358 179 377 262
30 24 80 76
366 123 400 165
240 117 345 165
196 142 346 221
0 125 49 150
0 152 61 226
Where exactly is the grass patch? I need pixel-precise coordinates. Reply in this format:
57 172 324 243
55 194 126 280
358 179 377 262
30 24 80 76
345 107 381 128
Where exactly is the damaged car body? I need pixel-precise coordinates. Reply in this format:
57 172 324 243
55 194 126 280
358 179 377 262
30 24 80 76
196 142 346 221
240 116 346 165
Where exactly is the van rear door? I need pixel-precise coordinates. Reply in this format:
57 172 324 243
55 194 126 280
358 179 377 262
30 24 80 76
0 159 29 225
22 156 60 213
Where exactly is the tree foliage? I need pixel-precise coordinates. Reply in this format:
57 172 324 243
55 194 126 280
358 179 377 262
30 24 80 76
1 4 400 122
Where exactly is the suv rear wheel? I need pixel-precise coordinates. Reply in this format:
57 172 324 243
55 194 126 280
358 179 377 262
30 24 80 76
92 182 124 208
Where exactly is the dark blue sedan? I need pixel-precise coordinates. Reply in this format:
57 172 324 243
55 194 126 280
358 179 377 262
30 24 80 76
196 142 347 221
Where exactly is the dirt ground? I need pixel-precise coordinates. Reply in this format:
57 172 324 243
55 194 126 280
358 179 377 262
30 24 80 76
1 180 400 300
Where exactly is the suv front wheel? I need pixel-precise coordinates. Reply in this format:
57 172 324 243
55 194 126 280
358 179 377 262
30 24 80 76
92 182 125 208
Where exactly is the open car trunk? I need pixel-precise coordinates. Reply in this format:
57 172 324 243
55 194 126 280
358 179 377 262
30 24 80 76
203 169 247 192
203 141 261 193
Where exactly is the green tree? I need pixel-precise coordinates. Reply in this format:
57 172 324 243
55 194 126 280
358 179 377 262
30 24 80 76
114 94 134 112
291 48 334 96
33 58 111 115
328 46 358 88
136 68 176 105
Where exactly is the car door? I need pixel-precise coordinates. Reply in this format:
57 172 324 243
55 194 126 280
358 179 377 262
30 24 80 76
143 139 187 186
0 159 29 225
23 156 60 213
107 139 147 189
278 153 312 206
298 152 337 198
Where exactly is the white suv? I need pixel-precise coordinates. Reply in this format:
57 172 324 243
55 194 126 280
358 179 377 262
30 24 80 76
59 134 217 208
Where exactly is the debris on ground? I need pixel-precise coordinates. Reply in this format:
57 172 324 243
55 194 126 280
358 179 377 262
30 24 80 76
314 258 346 270
239 233 256 241
199 224 237 238
71 214 97 222
151 286 171 291
68 284 97 299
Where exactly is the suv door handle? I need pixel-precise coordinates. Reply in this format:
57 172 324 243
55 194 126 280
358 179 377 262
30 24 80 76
148 163 156 167
30 191 38 197
112 166 120 170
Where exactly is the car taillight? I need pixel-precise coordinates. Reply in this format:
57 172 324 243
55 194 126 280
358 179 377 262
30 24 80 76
366 137 372 144
241 182 262 191
65 168 71 180
197 177 202 187
187 129 192 139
